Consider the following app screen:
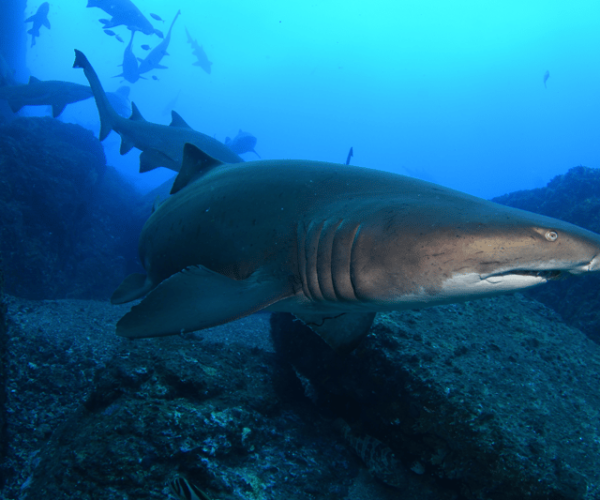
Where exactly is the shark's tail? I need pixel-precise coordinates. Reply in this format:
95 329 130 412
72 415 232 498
73 49 118 141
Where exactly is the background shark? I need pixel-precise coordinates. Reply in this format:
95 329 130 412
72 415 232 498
225 129 260 157
185 27 212 74
25 2 50 48
115 30 141 84
74 50 242 171
0 76 92 117
87 0 162 37
138 10 181 75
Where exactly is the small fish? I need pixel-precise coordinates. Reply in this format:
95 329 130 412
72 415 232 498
116 34 124 43
169 477 212 500
152 75 159 81
154 29 164 39
345 146 353 165
141 44 151 51
543 70 550 89
104 29 116 36
150 13 164 22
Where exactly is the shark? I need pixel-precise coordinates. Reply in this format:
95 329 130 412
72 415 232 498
111 143 600 352
73 50 242 171
25 2 51 48
225 129 260 157
115 30 142 84
185 27 212 74
138 10 180 75
0 76 92 117
87 0 162 37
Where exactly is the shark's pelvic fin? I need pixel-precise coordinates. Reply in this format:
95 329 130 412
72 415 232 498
28 76 41 84
139 149 178 172
111 273 152 304
170 143 224 194
8 101 24 114
120 136 135 154
293 312 376 354
116 265 294 338
51 102 66 118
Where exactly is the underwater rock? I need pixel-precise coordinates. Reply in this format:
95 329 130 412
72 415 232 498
0 117 146 300
271 293 600 499
494 166 600 342
1 296 395 500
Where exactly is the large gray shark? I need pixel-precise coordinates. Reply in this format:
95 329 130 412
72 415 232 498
25 2 50 48
0 76 92 117
112 143 600 352
87 0 162 37
73 50 242 171
138 10 180 75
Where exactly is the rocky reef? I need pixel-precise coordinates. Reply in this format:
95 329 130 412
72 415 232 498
494 166 600 342
2 291 599 499
271 294 600 499
0 117 146 300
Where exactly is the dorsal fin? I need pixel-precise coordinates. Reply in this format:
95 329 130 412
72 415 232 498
129 102 145 121
170 143 224 195
170 111 192 129
28 75 41 84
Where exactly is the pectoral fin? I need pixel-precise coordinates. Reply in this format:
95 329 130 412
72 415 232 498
293 312 376 353
116 265 294 338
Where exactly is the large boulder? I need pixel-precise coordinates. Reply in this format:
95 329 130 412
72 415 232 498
271 293 600 499
0 296 452 500
0 117 147 300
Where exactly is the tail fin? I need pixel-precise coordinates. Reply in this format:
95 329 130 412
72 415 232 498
73 49 118 141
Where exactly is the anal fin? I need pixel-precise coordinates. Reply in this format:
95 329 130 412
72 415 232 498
111 273 152 304
116 265 293 338
293 312 376 353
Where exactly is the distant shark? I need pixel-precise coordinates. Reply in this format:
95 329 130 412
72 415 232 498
74 50 242 171
185 27 212 74
115 30 142 84
0 76 92 117
25 2 51 48
138 10 180 75
111 143 600 353
87 0 162 37
225 130 260 157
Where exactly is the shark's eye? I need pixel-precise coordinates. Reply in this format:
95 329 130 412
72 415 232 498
545 231 558 242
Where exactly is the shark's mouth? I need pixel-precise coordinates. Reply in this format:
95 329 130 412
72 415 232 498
494 269 564 281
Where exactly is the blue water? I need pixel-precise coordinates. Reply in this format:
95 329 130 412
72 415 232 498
21 0 600 198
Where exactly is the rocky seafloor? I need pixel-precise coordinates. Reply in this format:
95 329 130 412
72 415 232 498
1 292 600 500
